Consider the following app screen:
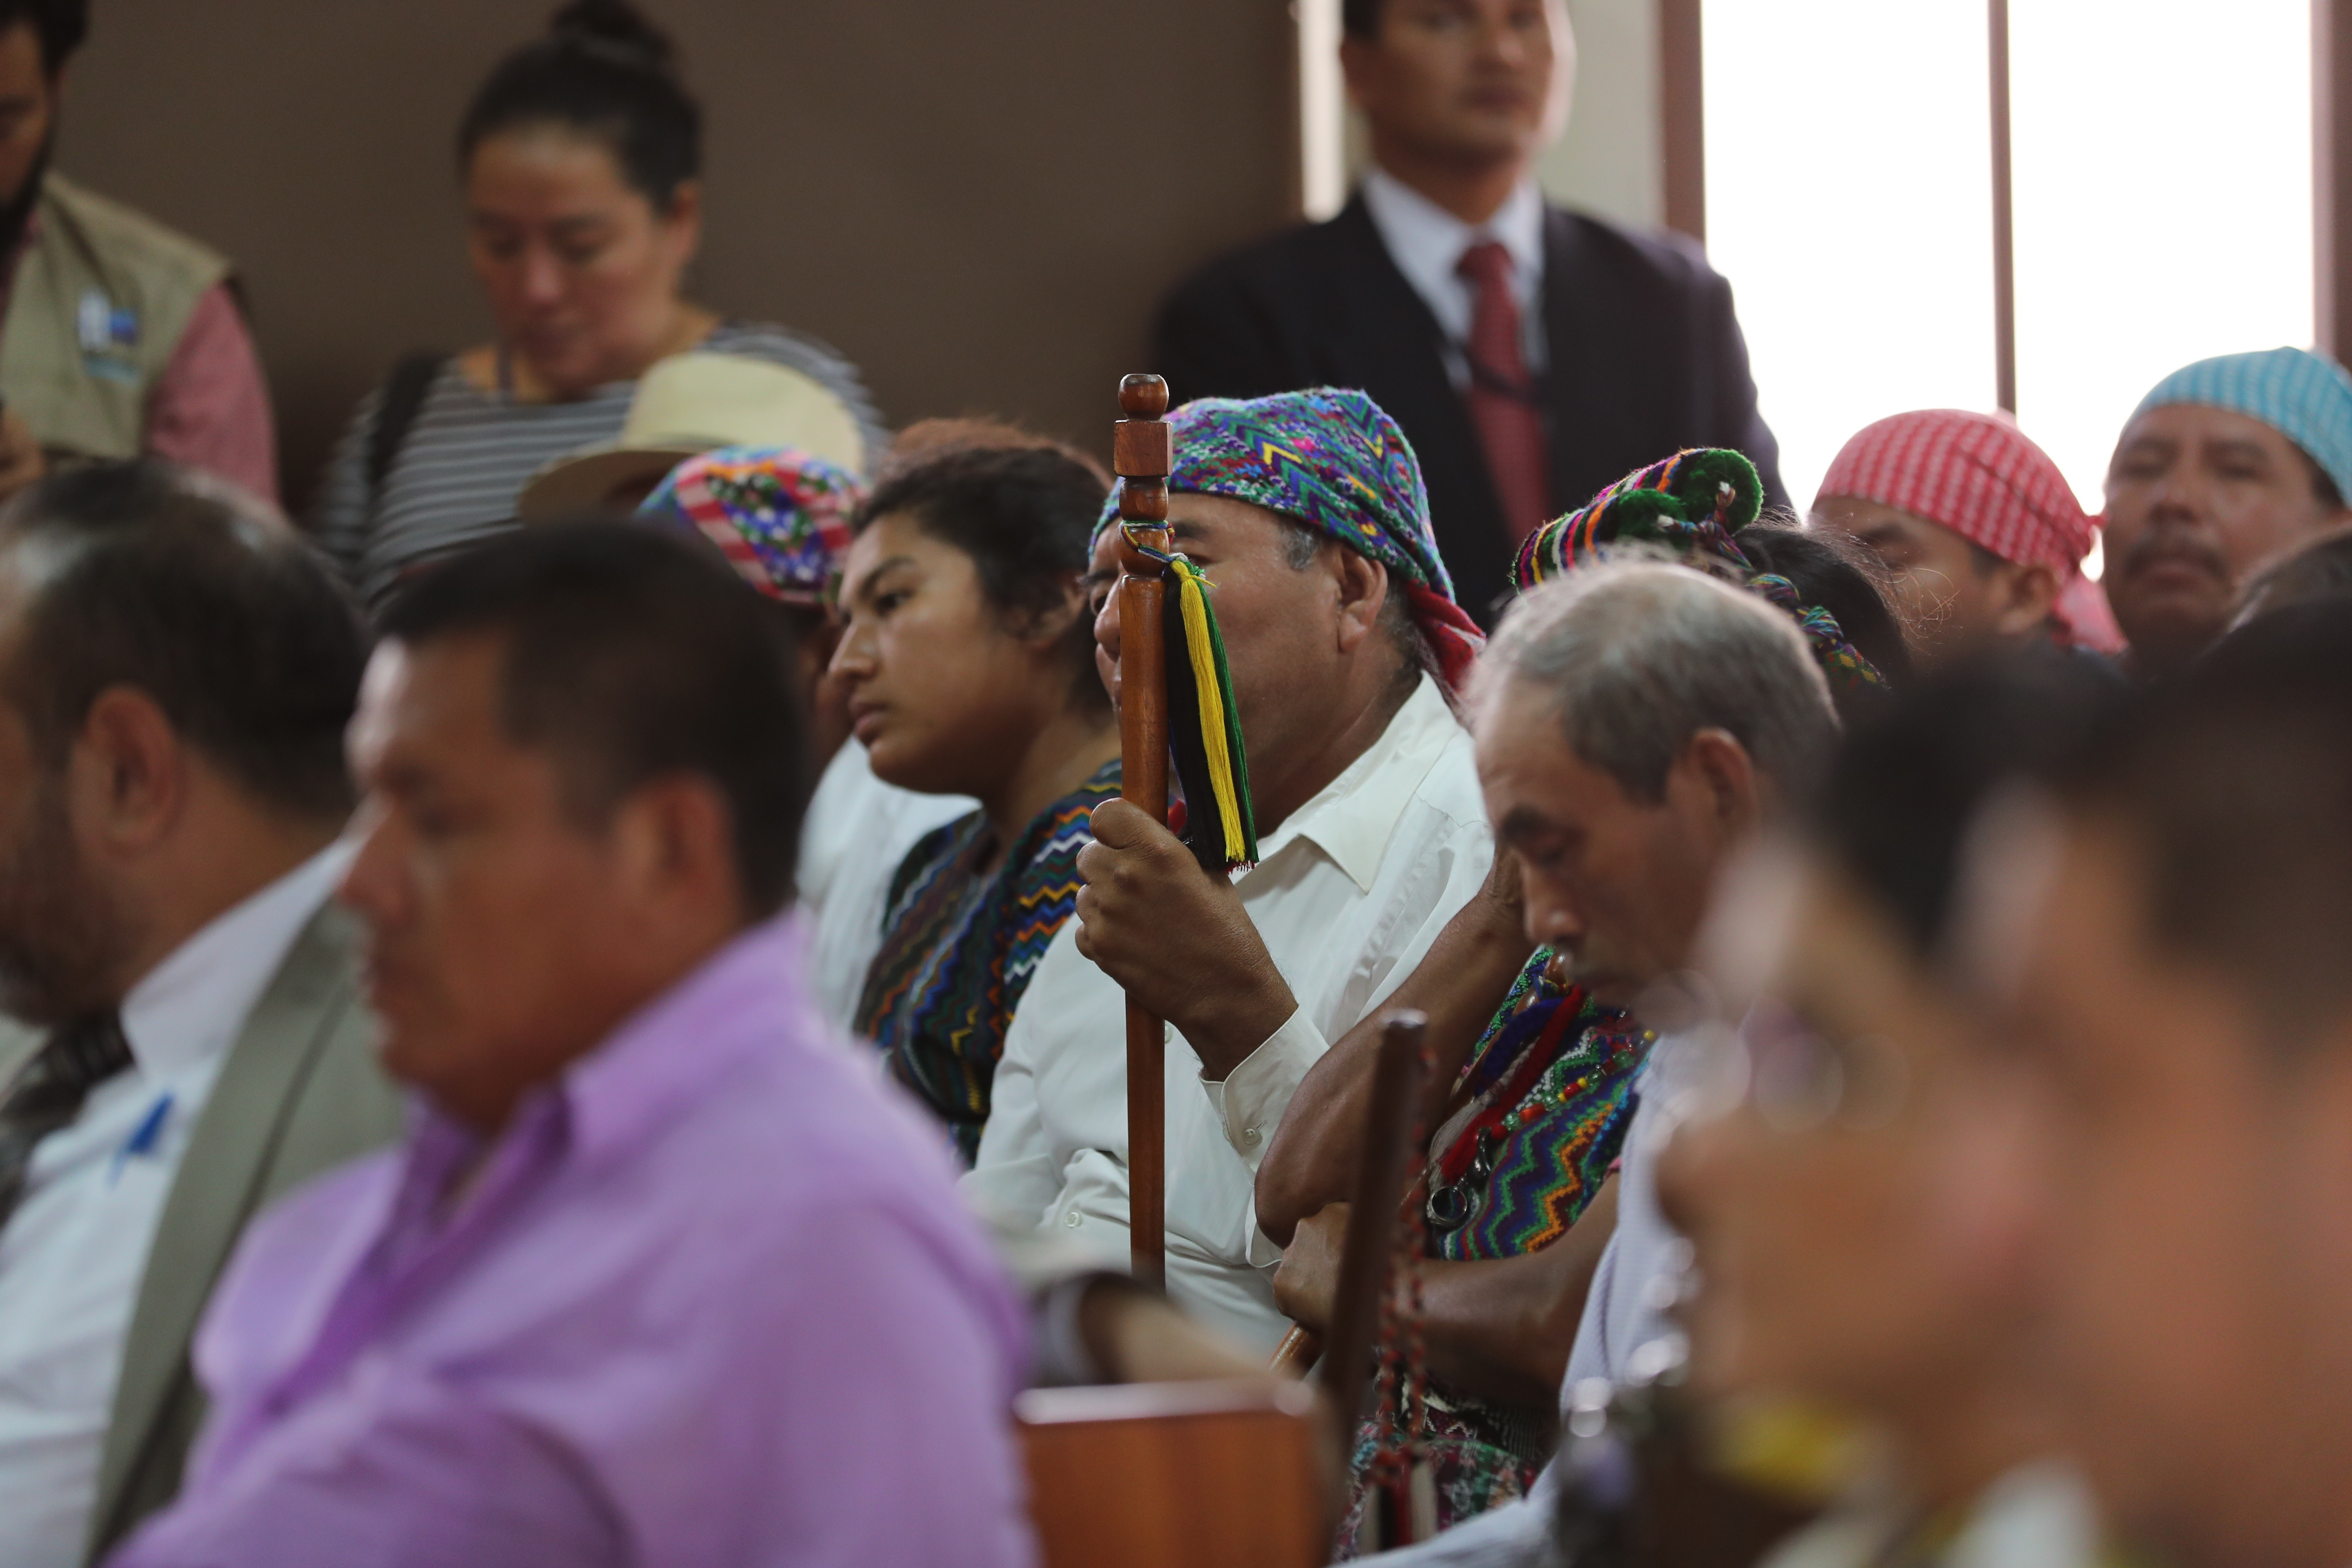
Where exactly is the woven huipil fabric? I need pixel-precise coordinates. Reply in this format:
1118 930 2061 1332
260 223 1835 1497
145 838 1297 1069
2131 345 2352 500
637 445 863 607
1334 947 1650 1553
1427 951 1648 1263
855 760 1120 1164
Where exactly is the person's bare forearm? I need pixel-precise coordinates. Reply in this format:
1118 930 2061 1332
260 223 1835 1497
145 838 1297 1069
1412 1179 1619 1407
1255 894 1534 1246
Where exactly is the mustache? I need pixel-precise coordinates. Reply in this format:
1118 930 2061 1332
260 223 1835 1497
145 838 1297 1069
2116 522 2230 584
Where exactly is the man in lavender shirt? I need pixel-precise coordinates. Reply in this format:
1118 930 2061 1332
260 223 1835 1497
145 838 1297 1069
109 524 1038 1568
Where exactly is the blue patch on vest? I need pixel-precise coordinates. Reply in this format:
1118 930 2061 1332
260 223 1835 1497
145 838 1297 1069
75 289 142 383
76 289 138 354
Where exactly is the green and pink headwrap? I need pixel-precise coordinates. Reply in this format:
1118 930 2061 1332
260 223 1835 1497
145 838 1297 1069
1097 389 1487 695
638 445 865 608
1518 448 1888 698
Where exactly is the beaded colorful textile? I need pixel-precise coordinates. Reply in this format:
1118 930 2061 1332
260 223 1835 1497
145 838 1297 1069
1513 447 1764 588
1426 949 1649 1263
1335 949 1652 1550
1096 389 1488 695
854 760 1120 1164
1514 447 1888 700
1335 1396 1554 1560
637 444 864 608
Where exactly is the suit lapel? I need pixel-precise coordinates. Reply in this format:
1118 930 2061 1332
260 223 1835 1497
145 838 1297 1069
1324 198 1514 616
1543 207 1615 510
88 901 361 1543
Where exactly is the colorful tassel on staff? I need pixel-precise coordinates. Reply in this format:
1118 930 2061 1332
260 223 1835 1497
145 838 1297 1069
1161 555 1258 873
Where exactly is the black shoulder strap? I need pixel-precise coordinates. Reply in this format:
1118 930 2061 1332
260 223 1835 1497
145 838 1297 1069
366 352 446 496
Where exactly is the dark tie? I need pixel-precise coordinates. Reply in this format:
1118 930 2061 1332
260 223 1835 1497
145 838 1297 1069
0 1014 133 1233
1455 239 1552 547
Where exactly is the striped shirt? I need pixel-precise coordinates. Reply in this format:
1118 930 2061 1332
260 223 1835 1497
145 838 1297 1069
309 321 883 608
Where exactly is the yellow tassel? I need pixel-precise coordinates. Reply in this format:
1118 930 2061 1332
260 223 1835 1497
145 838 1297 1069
1175 564 1247 862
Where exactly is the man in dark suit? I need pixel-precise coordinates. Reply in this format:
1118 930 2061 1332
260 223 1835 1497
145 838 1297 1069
1154 0 1780 624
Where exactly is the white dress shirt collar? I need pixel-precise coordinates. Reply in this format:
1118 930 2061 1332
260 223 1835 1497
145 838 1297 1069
1360 165 1546 340
1361 166 1544 294
1359 166 1549 391
1253 673 1462 894
120 840 355 1080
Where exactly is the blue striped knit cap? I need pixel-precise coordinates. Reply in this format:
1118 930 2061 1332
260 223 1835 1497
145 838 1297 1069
2130 347 2352 501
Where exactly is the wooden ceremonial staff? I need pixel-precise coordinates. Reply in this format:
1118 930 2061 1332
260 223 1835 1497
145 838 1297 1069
1271 1014 1427 1440
1113 373 1172 1290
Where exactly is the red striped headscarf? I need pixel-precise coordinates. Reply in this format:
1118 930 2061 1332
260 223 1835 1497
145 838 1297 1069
1816 410 2121 650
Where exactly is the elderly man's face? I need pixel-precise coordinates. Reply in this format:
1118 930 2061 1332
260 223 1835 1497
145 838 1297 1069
338 634 658 1133
1091 494 1385 821
1999 811 2352 1568
1472 678 1742 1008
2102 405 2348 674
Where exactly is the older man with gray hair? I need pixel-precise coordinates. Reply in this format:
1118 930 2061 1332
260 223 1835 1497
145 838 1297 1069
1363 557 1837 1566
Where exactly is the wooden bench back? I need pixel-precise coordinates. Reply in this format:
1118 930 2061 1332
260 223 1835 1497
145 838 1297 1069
1018 1379 1326 1568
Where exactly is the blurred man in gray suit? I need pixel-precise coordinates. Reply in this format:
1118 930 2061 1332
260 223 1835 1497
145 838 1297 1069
0 462 401 1568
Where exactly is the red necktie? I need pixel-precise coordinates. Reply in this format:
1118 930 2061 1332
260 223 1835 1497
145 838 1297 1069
1456 240 1550 546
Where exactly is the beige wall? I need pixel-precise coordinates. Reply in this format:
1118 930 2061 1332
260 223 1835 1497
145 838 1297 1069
1537 0 1662 229
55 1 1298 509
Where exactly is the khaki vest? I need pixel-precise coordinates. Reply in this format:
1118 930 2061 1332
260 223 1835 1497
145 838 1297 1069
0 171 230 463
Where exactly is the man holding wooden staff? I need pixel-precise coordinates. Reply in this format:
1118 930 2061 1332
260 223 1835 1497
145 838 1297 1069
965 387 1493 1351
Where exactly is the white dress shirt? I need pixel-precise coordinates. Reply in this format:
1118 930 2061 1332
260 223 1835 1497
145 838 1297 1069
0 842 352 1568
796 741 974 1035
1360 165 1549 391
965 675 1493 1351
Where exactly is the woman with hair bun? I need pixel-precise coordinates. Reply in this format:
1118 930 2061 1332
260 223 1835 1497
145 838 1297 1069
313 0 882 608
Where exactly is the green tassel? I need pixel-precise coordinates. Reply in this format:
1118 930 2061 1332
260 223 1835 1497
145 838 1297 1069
1161 557 1258 871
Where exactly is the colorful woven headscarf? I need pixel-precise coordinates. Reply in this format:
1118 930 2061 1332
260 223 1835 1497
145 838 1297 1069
1096 389 1487 695
2130 346 2352 502
1516 448 1887 698
637 445 865 608
1815 409 2120 652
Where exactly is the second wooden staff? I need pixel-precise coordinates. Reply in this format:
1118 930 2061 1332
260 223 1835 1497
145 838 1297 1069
1112 372 1173 1290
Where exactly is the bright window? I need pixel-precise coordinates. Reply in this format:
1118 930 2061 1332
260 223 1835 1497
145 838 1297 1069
1704 0 2312 559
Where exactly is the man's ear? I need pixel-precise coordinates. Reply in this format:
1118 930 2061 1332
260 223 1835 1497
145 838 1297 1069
1678 727 1761 833
612 773 742 919
68 686 186 858
1990 560 2062 638
1332 549 1389 655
